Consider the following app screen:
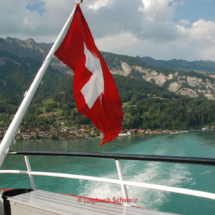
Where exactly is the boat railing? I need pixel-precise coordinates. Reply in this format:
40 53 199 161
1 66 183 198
1 151 215 206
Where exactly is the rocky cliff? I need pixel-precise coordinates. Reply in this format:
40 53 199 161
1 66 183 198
106 58 215 100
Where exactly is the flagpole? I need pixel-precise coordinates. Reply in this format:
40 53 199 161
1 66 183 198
0 0 83 167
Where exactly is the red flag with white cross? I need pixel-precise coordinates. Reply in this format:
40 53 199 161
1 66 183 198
55 4 123 146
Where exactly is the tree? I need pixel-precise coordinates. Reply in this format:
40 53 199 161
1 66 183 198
36 131 39 139
81 133 86 138
48 134 55 139
88 125 91 137
57 128 59 139
96 129 100 136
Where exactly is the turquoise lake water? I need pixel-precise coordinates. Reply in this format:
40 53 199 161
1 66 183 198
1 131 215 214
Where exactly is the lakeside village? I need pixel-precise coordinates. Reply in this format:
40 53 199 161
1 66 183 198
0 123 214 142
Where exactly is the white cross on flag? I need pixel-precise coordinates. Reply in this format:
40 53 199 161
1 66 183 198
81 43 104 109
55 4 123 146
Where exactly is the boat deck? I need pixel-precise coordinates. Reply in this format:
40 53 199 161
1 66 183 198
1 190 177 215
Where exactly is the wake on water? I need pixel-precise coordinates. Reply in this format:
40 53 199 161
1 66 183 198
79 161 192 210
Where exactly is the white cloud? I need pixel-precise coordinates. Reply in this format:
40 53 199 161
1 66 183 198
89 0 110 10
0 0 43 35
140 0 175 23
180 19 190 25
0 0 215 61
172 0 185 6
189 19 215 46
95 31 196 60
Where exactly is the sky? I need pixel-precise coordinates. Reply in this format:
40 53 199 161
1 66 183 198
0 0 215 61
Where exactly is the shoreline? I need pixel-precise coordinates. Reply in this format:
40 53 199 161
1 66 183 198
14 128 214 143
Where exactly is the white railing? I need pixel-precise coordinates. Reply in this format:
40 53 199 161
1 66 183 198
1 152 215 206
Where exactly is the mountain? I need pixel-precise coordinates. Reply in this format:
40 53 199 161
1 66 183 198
0 37 72 75
1 37 215 130
1 37 215 101
137 56 215 74
101 52 215 100
0 45 68 112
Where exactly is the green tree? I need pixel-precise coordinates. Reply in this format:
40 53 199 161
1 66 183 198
81 133 86 138
57 128 59 139
36 131 39 140
48 134 55 139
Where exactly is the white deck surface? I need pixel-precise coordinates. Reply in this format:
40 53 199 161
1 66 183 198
7 190 177 215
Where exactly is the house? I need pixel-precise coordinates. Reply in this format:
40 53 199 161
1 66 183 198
71 121 76 125
70 130 77 135
76 129 89 137
0 127 8 134
120 129 127 134
83 129 89 134
162 130 170 134
80 125 88 130
15 134 21 140
38 132 49 138
145 129 152 134
30 132 36 138
90 128 95 135
126 129 135 135
152 131 158 134
64 128 73 132
130 129 137 134
137 129 145 134
202 127 210 131
50 130 57 136
36 127 45 132
127 130 132 135
59 132 71 138
21 133 31 139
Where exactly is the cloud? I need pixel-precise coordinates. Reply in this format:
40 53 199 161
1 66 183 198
0 0 214 61
190 19 215 46
140 22 187 43
180 19 190 25
172 1 185 6
95 31 196 60
0 0 41 34
139 0 175 23
83 0 145 39
89 0 110 10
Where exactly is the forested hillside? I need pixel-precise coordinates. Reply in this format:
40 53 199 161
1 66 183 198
1 37 215 131
0 49 68 114
14 75 215 131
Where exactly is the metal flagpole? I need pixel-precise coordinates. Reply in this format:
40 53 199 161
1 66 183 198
0 0 83 167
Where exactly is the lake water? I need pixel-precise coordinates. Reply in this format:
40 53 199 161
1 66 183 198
1 131 215 214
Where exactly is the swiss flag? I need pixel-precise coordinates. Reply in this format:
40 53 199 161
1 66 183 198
55 4 123 146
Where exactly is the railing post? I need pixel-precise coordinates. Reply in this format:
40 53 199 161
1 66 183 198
115 159 130 206
24 156 36 190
